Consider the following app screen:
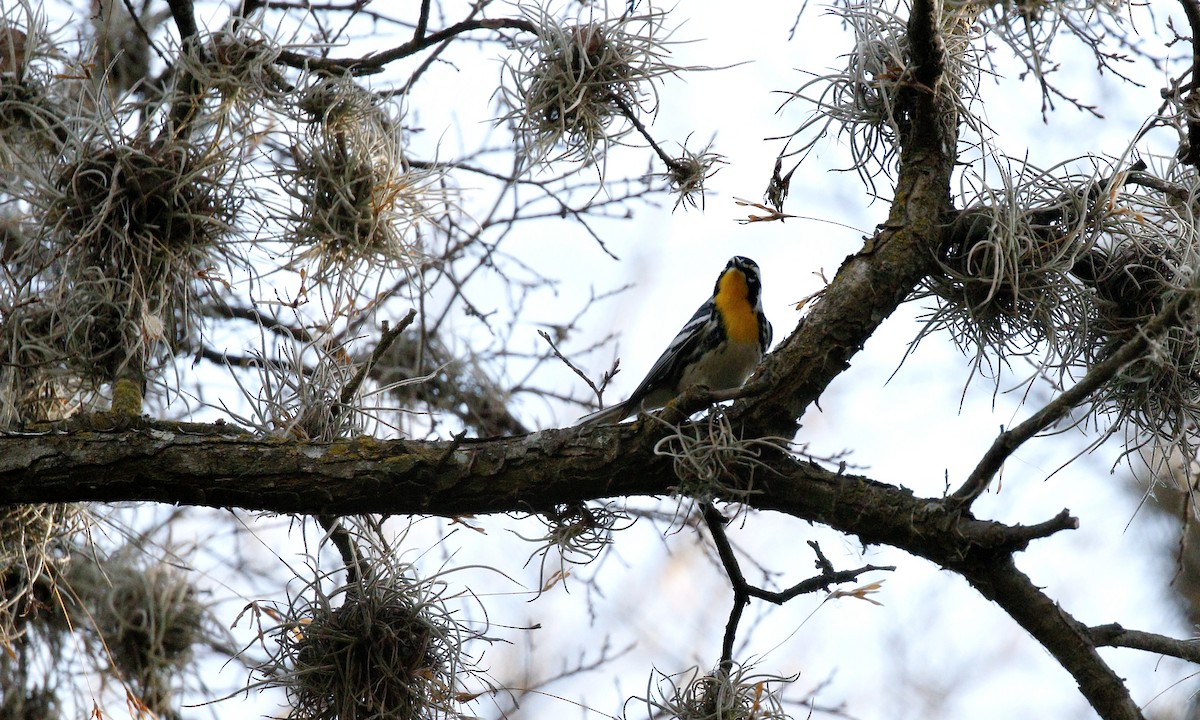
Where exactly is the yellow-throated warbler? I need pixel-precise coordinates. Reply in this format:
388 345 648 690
579 256 772 426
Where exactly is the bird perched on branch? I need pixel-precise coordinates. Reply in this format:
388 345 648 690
579 255 772 426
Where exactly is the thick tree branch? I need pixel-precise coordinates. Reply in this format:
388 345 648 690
961 558 1143 720
0 421 1074 559
0 417 1155 720
1177 0 1200 167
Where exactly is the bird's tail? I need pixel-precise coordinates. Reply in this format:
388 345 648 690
577 401 632 427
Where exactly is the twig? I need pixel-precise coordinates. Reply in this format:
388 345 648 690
120 0 169 64
702 502 749 672
744 541 893 604
203 303 315 343
701 503 891 670
538 329 614 401
316 514 363 586
435 430 468 468
339 309 417 408
991 509 1079 550
276 17 540 75
610 93 690 177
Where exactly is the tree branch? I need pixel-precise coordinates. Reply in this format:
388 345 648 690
1176 0 1200 167
0 423 1074 555
276 17 540 75
165 0 200 43
1090 623 1200 664
701 503 750 670
338 310 417 408
0 415 1145 719
414 0 433 41
950 288 1196 507
960 557 1144 720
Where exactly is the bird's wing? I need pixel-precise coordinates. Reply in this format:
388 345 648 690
620 298 715 410
577 299 713 427
760 314 773 351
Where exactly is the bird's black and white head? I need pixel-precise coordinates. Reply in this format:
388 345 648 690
715 256 764 308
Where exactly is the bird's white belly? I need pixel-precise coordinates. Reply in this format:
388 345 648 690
678 340 762 392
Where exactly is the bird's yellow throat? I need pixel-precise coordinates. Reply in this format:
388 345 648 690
714 270 759 344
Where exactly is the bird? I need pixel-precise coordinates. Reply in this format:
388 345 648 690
579 255 772 426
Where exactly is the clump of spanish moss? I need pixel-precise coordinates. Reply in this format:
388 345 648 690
652 410 782 505
224 336 365 441
922 153 1200 474
71 552 205 714
923 164 1099 371
777 4 909 184
283 76 442 284
185 25 290 113
0 274 158 419
261 555 486 720
0 504 87 648
660 140 724 210
0 3 70 159
778 0 981 188
0 120 240 403
499 3 683 167
633 663 794 720
49 137 235 288
1075 160 1200 468
516 502 629 590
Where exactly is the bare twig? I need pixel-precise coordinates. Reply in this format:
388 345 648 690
611 93 690 177
339 309 417 408
538 329 615 402
701 502 890 670
316 514 363 585
276 17 540 75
